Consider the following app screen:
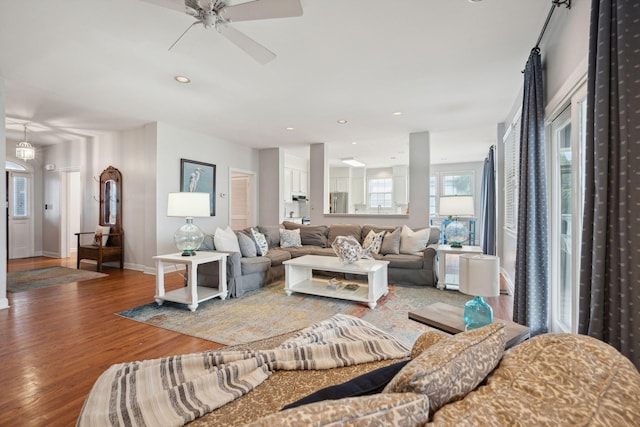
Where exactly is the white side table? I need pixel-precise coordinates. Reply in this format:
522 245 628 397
436 244 483 290
153 251 228 312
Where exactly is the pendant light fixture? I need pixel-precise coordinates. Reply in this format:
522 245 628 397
16 125 35 161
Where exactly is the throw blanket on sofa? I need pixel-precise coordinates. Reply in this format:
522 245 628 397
77 314 410 427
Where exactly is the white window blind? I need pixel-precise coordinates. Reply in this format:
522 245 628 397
12 175 28 217
504 118 520 230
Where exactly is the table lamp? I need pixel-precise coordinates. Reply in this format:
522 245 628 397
458 254 500 330
439 196 474 248
167 192 210 256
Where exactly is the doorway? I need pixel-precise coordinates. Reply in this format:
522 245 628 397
6 164 35 259
230 169 256 230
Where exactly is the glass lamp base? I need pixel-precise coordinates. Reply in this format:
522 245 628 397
174 218 204 257
445 220 468 248
463 296 494 330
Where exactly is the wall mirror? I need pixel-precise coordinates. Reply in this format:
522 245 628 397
327 141 410 215
99 166 122 230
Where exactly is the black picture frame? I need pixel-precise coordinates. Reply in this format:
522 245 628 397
180 158 216 216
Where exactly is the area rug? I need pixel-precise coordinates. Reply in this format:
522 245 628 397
7 266 108 293
117 281 470 346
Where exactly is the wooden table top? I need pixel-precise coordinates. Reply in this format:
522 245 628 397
409 302 530 349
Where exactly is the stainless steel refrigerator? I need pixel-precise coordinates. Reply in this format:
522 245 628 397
330 192 348 214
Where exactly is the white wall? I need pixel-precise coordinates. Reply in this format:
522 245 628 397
155 122 260 260
498 1 590 286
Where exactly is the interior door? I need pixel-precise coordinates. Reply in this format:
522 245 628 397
231 174 250 230
8 171 34 259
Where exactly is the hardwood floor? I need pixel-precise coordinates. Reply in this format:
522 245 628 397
0 256 513 427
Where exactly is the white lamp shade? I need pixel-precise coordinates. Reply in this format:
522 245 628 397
459 254 500 297
439 196 474 217
167 192 210 217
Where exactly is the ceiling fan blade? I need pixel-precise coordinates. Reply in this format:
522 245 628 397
220 0 302 22
139 0 187 14
216 22 276 64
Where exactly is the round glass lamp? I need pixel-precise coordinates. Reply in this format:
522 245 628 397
459 254 500 330
444 221 468 248
439 196 475 248
167 192 211 256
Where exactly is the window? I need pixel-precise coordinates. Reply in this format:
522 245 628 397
549 82 587 334
442 174 473 196
430 175 437 216
504 117 521 231
11 175 29 218
368 178 393 209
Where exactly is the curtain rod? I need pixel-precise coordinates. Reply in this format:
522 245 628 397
532 0 571 52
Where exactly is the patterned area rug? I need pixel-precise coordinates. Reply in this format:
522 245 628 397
7 266 107 293
118 281 470 346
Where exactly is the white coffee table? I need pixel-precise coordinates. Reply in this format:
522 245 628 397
283 255 389 309
436 244 483 290
153 251 228 312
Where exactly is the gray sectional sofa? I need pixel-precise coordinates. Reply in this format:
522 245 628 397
198 222 440 298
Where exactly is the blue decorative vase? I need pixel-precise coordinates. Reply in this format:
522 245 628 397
463 296 494 330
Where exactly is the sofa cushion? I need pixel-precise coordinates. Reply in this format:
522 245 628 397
280 228 302 248
264 248 291 267
400 225 431 255
383 322 505 415
214 226 241 253
380 227 402 255
327 224 362 246
236 231 258 257
410 331 449 359
362 230 385 254
250 228 269 256
258 225 283 248
245 393 430 427
382 253 424 269
282 360 410 410
241 256 271 275
283 222 330 247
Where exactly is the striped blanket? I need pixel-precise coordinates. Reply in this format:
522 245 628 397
77 314 410 427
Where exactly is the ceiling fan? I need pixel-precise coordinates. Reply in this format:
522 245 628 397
143 0 303 64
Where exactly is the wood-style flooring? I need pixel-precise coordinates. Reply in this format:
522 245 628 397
0 256 512 427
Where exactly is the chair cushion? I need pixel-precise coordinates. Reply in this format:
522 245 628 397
240 256 271 275
264 248 292 266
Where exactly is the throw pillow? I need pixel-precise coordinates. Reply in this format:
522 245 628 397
246 393 430 427
94 225 110 246
380 227 401 254
382 322 505 415
282 360 410 410
236 231 257 257
213 226 241 253
250 228 269 256
410 331 449 359
283 222 330 247
399 225 431 255
362 230 385 254
279 228 302 248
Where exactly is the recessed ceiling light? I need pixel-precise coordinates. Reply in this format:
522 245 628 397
341 157 365 167
286 127 295 131
392 111 402 116
352 141 357 145
175 76 191 83
337 119 348 124
468 0 482 3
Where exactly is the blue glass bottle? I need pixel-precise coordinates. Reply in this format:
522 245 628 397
464 296 494 330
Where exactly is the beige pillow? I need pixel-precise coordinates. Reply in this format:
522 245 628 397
245 393 430 427
410 330 449 359
383 322 505 415
399 225 431 254
380 227 401 254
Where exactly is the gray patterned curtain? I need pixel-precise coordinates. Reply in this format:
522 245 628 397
480 146 496 255
514 49 548 335
579 0 640 369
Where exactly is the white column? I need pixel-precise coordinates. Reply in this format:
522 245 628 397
0 76 9 309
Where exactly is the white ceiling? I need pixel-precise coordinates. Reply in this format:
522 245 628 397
0 0 549 166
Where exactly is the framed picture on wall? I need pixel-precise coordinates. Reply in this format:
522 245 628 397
180 158 216 216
